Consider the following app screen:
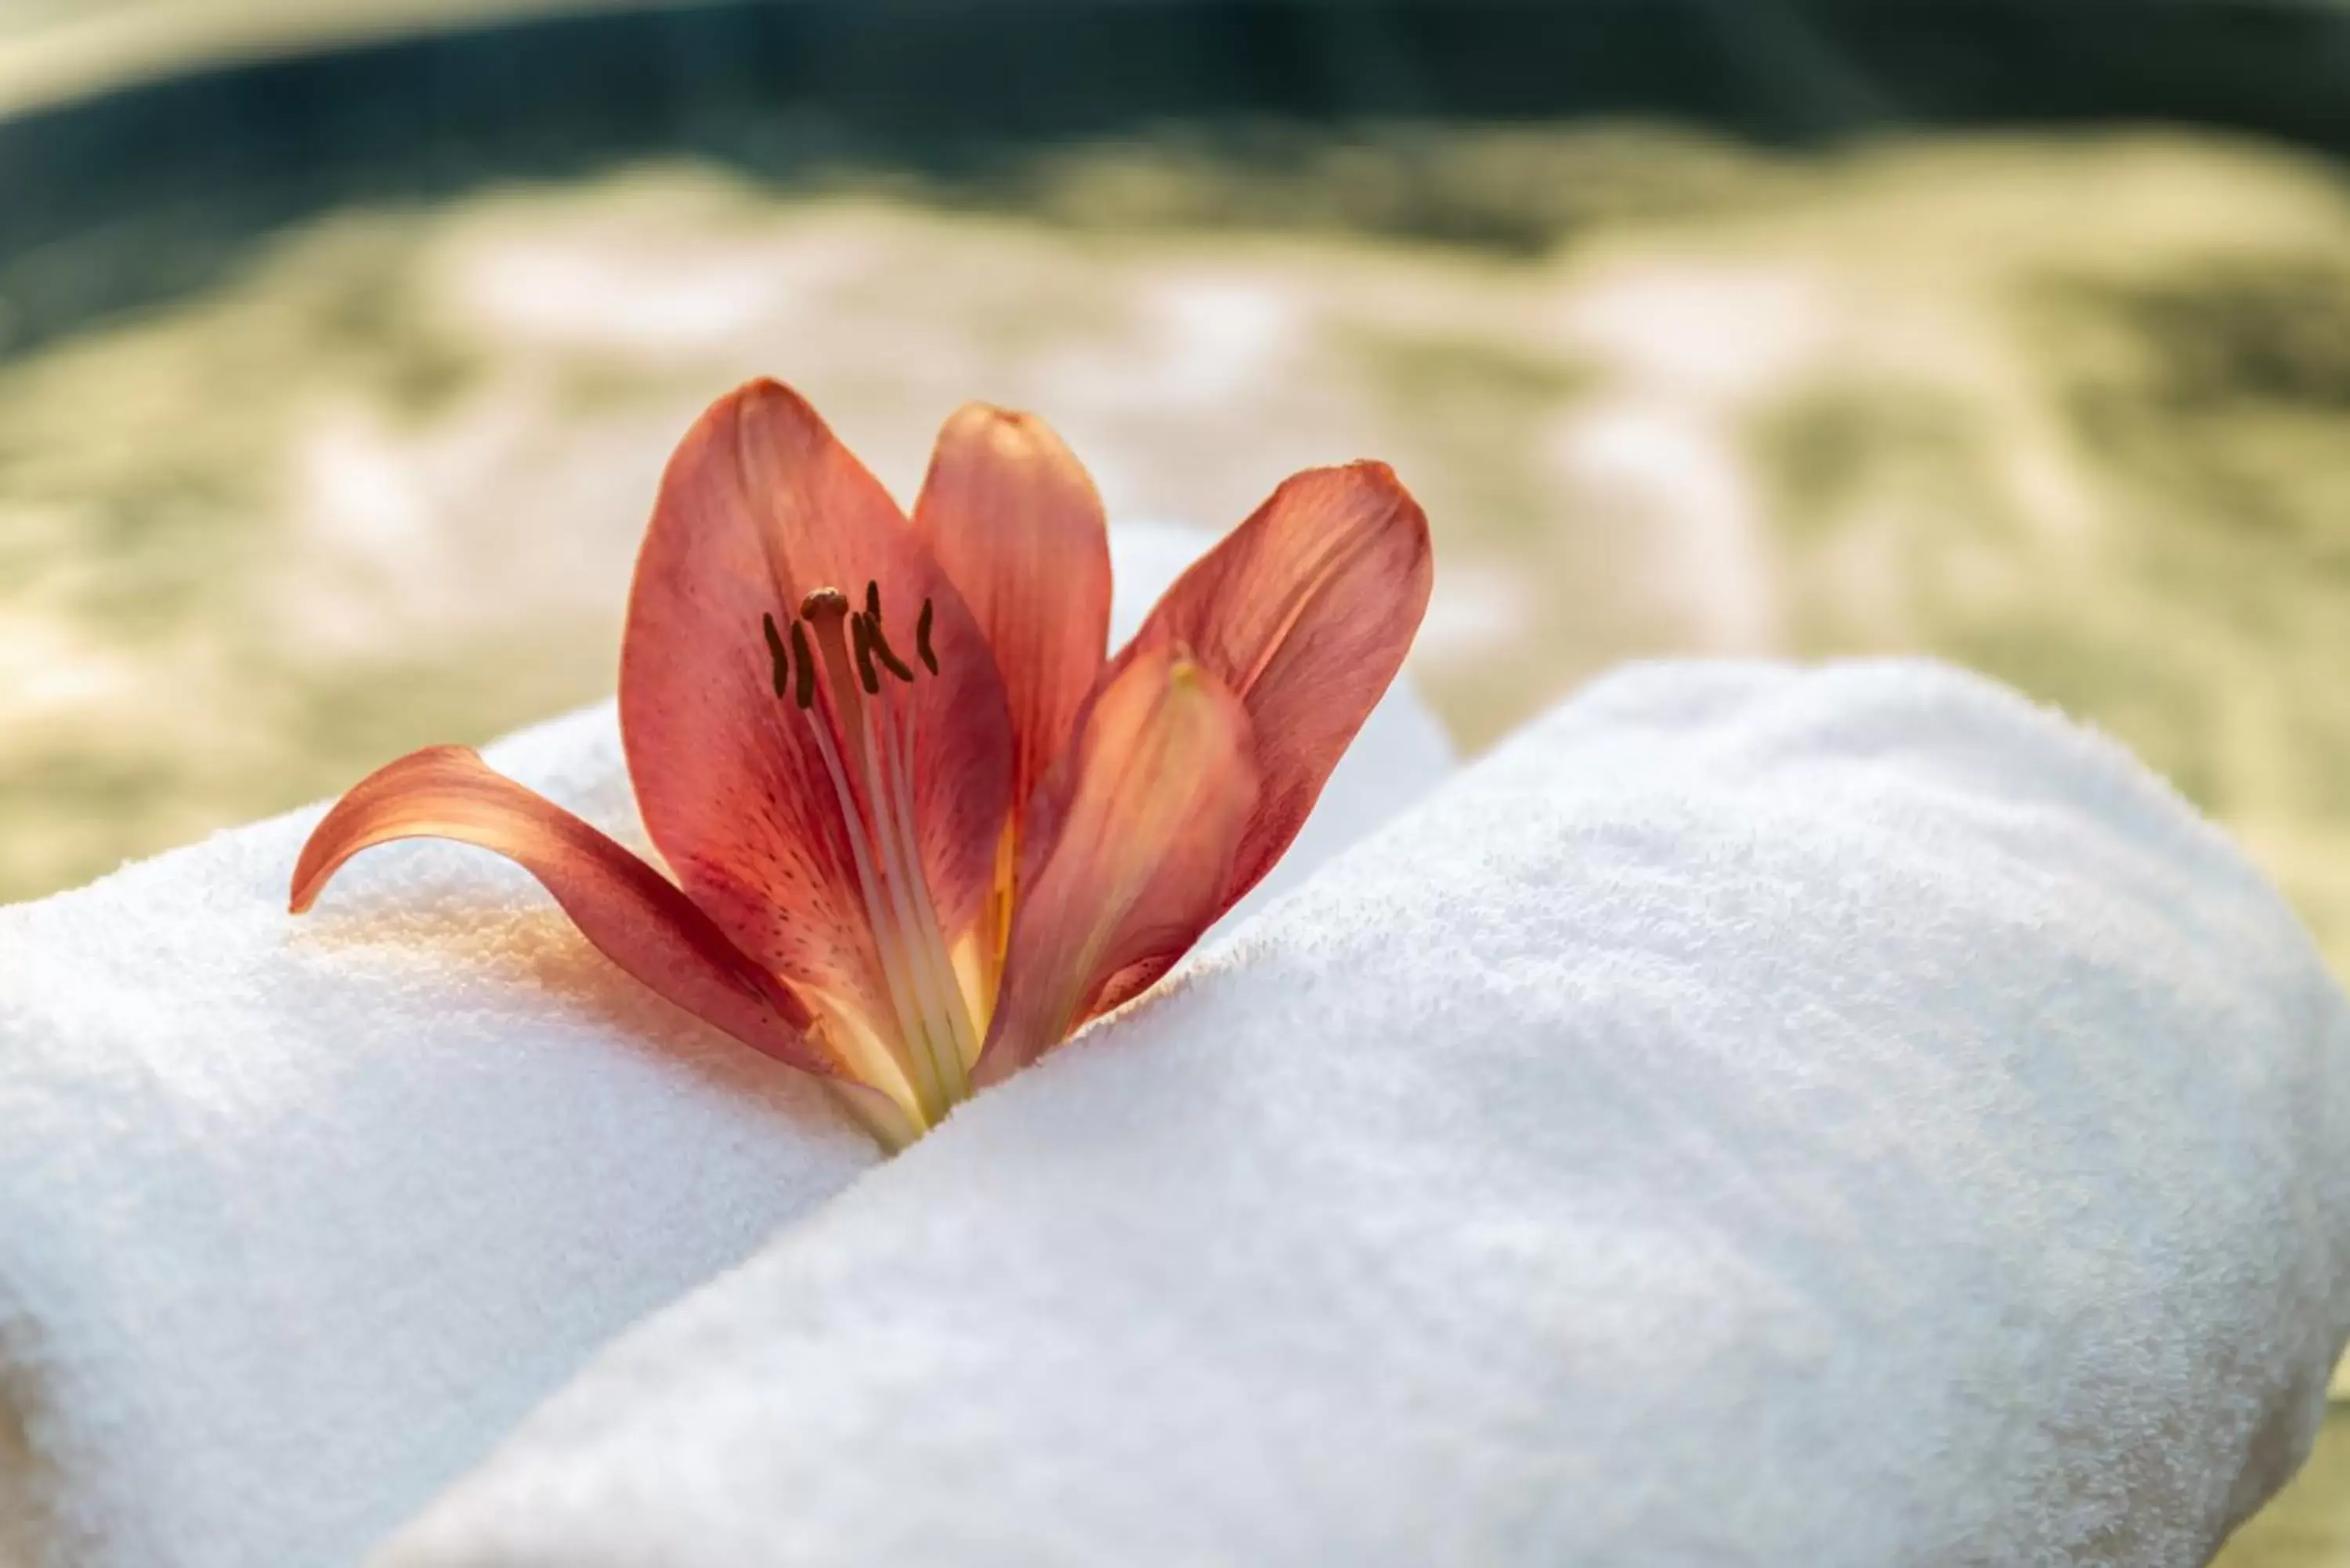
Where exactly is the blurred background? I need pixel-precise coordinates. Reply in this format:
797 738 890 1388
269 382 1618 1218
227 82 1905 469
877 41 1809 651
2 0 2348 1556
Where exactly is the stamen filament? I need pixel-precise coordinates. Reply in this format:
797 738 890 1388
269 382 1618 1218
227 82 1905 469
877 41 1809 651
797 697 945 1122
879 698 985 1076
857 694 972 1100
794 590 942 1118
797 585 977 1123
826 1080 921 1155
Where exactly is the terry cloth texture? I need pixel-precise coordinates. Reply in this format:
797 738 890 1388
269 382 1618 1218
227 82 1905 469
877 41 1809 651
380 659 2350 1568
0 522 1455 1568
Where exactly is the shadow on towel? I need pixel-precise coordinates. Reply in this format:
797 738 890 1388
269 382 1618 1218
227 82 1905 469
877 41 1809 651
287 898 840 1115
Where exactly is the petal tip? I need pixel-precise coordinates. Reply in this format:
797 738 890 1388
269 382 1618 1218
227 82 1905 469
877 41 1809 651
700 377 829 448
949 399 1029 425
1339 458 1426 521
945 402 1064 462
732 374 797 406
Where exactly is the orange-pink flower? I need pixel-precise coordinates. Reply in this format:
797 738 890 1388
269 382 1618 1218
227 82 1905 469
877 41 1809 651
291 381 1432 1149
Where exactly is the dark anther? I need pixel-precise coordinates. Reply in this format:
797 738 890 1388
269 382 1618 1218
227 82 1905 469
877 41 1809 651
850 614 883 695
761 612 791 699
865 580 884 622
916 598 938 675
788 620 817 709
866 616 917 684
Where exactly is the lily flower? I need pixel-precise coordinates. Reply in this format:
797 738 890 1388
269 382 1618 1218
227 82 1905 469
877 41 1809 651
291 381 1431 1150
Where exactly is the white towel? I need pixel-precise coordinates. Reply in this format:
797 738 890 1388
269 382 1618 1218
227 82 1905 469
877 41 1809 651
0 523 1455 1568
376 659 2350 1568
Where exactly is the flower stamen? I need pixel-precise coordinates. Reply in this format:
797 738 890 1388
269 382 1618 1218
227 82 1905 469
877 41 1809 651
850 615 884 695
790 620 817 709
790 583 977 1125
861 581 921 684
761 612 792 700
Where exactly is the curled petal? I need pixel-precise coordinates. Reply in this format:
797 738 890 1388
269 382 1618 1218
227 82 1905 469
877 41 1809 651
621 380 1014 1049
289 746 841 1080
978 643 1259 1084
1119 461 1431 913
912 403 1113 833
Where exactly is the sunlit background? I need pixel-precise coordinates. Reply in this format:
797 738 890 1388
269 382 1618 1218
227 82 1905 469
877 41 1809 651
4 1 2348 1557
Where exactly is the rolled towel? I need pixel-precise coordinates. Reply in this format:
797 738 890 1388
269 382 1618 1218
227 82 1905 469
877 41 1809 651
377 659 2350 1568
0 523 1455 1568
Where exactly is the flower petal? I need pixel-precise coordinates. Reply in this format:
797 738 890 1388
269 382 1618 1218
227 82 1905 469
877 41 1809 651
288 745 840 1080
977 643 1259 1084
1116 461 1432 912
911 403 1113 831
620 380 1014 1041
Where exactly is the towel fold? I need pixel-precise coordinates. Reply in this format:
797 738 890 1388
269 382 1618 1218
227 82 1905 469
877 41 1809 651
378 659 2350 1568
0 523 1455 1568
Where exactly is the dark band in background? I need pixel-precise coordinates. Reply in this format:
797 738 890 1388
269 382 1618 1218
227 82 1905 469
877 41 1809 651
5 0 2348 356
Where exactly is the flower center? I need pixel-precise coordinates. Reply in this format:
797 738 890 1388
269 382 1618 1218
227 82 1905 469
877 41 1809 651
764 581 977 1128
